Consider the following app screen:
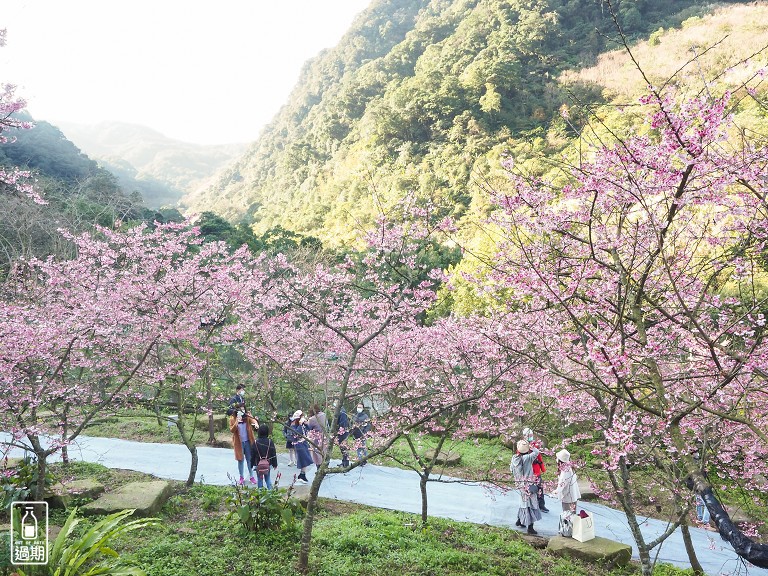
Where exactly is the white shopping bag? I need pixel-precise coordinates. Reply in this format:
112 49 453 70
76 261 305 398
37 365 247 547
571 512 595 542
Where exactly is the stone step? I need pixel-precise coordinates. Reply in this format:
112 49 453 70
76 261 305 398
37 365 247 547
547 535 632 568
82 480 172 517
45 478 105 509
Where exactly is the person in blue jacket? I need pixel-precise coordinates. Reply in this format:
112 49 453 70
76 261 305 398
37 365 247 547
336 405 351 468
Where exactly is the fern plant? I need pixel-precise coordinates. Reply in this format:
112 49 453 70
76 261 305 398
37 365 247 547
18 508 156 576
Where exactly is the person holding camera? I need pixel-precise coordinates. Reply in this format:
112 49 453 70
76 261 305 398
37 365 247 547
287 410 312 484
226 384 247 416
522 427 549 512
229 405 258 485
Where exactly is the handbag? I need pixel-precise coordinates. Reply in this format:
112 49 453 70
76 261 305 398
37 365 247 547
558 512 573 537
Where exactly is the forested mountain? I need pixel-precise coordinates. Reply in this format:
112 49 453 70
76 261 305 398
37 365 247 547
0 117 172 277
0 117 99 183
187 0 747 245
57 121 247 208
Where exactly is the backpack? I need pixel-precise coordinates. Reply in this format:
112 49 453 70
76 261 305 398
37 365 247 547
558 511 573 538
255 442 271 478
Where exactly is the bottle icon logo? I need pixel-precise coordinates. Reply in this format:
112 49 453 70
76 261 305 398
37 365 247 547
10 501 48 565
21 506 38 540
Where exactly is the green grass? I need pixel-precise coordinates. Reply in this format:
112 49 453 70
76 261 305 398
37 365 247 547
370 434 514 480
83 413 204 445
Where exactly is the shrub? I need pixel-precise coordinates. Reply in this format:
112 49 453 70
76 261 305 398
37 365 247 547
226 483 303 533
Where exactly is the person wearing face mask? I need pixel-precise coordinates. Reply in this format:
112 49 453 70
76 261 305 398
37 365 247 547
522 427 549 513
511 439 542 535
335 404 351 468
351 403 372 464
226 384 247 416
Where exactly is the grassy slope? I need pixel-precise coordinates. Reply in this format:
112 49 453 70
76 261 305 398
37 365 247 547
561 4 768 98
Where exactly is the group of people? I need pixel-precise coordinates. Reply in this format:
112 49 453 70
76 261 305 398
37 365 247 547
510 427 581 535
334 403 372 468
226 384 373 487
226 384 278 488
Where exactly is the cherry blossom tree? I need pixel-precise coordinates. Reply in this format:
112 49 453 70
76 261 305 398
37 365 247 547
371 315 521 526
0 221 263 494
480 78 768 572
0 28 42 206
240 207 513 572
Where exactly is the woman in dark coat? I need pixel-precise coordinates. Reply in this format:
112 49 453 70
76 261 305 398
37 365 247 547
251 423 278 489
288 410 313 484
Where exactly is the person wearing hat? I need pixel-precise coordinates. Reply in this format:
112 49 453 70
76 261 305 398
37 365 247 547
288 410 313 484
510 438 542 535
522 427 549 512
554 448 581 512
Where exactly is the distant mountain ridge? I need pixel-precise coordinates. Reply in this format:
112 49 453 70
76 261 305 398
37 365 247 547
186 0 748 245
57 121 247 208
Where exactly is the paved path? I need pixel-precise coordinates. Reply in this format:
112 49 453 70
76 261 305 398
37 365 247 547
3 433 766 576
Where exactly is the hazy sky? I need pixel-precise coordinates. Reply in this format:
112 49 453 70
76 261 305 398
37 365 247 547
2 0 371 145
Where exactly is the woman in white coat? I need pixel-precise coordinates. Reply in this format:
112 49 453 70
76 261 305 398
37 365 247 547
554 448 581 512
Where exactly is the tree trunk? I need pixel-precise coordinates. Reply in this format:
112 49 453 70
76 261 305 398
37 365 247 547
669 422 768 568
205 365 215 445
298 464 327 573
26 434 49 502
607 465 654 576
680 521 704 575
178 419 198 487
175 395 198 487
419 473 428 527
186 445 198 487
34 453 47 501
60 406 70 465
153 398 163 427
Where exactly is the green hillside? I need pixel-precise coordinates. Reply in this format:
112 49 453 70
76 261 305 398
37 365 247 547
186 0 747 246
57 121 247 209
0 117 169 277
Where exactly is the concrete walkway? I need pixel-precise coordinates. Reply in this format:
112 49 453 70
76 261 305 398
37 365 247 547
3 433 766 576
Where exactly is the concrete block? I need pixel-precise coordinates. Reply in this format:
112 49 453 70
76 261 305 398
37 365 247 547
547 535 632 568
82 480 172 517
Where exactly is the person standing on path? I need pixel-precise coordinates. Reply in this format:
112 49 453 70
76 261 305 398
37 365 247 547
335 404 351 468
251 423 278 489
306 404 328 470
522 427 549 512
282 413 297 466
289 410 313 484
229 407 258 485
352 403 371 464
553 448 581 512
511 439 542 535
